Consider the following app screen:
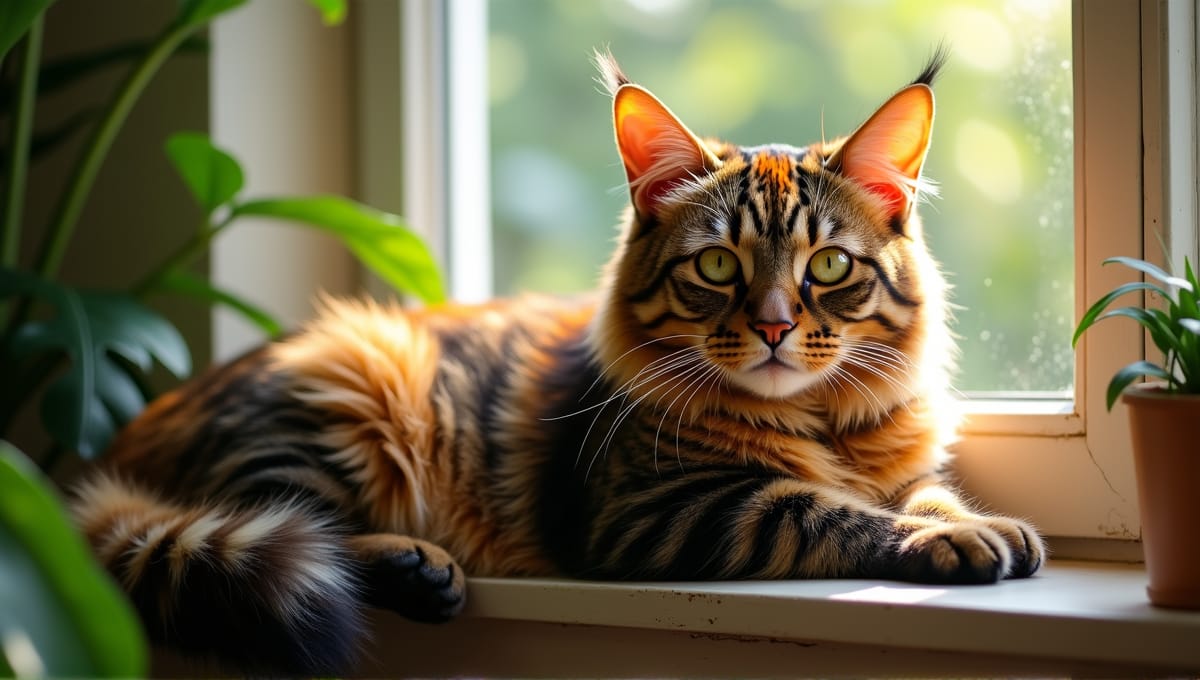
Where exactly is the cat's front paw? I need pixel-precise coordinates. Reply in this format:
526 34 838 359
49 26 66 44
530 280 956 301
976 515 1045 578
350 534 466 623
896 522 1011 584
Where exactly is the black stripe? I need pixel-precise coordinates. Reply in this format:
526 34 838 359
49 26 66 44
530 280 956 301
747 199 764 236
784 202 800 235
858 256 919 306
642 308 706 330
807 211 819 245
796 169 812 206
670 277 731 318
744 491 816 577
226 451 317 481
820 279 875 317
661 476 769 579
628 253 694 303
588 470 749 568
835 311 901 333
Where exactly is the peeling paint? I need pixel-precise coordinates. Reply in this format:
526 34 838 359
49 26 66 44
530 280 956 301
1097 508 1138 539
687 632 818 648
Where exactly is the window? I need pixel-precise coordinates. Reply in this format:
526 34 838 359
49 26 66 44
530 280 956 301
355 0 1163 549
486 0 1075 397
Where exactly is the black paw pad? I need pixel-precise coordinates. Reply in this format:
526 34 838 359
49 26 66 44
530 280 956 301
362 543 466 623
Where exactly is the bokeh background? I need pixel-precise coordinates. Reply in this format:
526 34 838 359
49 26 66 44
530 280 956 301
487 0 1073 394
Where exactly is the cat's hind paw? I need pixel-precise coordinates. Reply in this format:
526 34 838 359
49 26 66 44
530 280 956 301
349 534 466 623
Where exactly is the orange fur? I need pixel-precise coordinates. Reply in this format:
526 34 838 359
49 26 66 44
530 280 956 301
69 51 1043 677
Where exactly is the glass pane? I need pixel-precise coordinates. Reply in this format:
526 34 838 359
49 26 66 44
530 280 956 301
487 0 1073 394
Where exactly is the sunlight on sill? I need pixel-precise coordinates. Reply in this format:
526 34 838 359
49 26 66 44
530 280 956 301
827 584 948 604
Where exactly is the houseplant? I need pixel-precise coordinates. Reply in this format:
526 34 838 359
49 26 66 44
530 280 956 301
1 1 444 674
1073 255 1200 609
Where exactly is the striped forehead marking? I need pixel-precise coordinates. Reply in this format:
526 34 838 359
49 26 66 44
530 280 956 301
752 151 794 195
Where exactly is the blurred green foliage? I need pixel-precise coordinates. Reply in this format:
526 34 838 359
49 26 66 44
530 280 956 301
488 0 1073 393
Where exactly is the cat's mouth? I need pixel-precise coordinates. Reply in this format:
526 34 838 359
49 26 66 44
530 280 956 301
753 356 794 372
728 353 826 399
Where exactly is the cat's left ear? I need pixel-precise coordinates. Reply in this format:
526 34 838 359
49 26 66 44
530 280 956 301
829 83 935 223
613 85 723 220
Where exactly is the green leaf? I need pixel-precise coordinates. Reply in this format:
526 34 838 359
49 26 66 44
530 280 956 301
176 0 246 27
0 270 191 456
1072 281 1168 347
1096 306 1179 357
165 132 244 213
1181 318 1200 336
159 269 283 336
0 442 147 677
0 37 208 113
1103 256 1177 288
305 0 347 25
0 0 52 60
234 196 446 303
1106 360 1173 410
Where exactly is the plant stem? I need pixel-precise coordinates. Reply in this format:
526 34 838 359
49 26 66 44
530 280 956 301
130 215 233 298
32 21 194 281
2 16 42 269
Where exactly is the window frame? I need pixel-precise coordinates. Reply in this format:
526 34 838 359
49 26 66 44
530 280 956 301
353 0 1192 547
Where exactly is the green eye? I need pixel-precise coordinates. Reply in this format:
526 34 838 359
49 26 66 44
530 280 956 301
696 247 740 285
808 247 852 285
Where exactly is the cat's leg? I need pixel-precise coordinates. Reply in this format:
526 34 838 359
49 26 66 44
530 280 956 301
894 478 1045 578
586 470 1022 584
348 534 466 622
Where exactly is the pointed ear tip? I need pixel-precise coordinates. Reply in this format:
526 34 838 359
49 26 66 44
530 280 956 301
900 83 935 107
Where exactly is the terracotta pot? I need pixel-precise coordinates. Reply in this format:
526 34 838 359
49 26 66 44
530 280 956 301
1122 384 1200 609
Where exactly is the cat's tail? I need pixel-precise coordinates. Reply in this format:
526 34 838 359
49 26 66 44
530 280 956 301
71 473 364 675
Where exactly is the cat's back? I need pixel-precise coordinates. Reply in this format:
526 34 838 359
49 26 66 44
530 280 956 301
100 292 598 574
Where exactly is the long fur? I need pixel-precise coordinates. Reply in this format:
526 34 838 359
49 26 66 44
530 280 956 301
71 51 1044 675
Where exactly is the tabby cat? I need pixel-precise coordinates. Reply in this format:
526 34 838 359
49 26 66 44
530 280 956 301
72 51 1044 674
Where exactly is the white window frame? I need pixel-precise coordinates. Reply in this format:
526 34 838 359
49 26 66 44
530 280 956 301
347 0 1199 549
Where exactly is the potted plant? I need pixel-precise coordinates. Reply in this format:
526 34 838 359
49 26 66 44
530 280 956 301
1074 255 1200 609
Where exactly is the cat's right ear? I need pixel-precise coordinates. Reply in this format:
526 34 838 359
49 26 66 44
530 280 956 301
613 85 722 220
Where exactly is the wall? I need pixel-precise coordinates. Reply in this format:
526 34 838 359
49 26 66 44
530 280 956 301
9 0 210 454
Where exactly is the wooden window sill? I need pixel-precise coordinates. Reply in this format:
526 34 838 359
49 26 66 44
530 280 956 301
351 560 1200 676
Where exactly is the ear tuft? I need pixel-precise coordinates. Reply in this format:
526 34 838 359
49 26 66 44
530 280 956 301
593 48 631 96
612 85 721 219
831 84 936 220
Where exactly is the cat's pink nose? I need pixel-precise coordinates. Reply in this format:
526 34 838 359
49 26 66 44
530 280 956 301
751 320 795 348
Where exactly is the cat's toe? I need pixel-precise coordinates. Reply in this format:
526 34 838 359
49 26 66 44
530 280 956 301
897 522 1011 584
979 516 1045 578
351 535 466 623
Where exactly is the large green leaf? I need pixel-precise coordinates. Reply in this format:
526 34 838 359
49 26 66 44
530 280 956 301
0 0 52 60
305 0 347 25
159 269 282 336
0 270 191 457
0 37 208 113
176 0 246 28
234 196 446 303
166 132 244 213
0 442 147 677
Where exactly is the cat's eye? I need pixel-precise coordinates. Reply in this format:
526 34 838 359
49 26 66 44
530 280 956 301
808 247 852 285
695 247 740 285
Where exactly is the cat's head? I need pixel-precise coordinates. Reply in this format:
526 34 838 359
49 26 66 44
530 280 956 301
592 51 954 419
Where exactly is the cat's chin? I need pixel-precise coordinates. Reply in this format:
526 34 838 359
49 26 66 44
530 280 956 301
728 359 824 400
